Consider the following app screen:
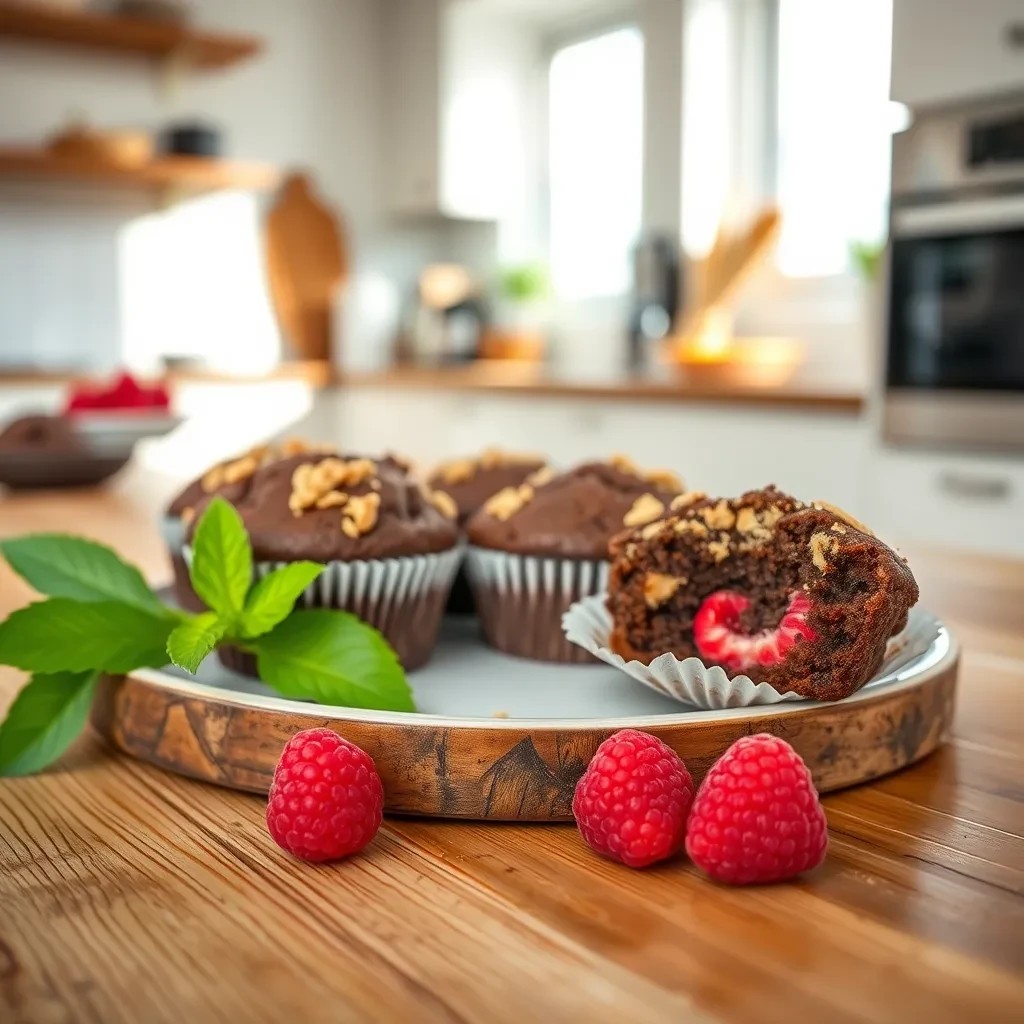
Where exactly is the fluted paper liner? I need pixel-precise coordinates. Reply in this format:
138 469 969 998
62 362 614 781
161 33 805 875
185 545 462 674
464 546 609 663
562 596 943 709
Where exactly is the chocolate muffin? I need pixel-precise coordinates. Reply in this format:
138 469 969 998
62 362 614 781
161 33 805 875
428 448 548 614
464 455 683 662
188 451 460 672
606 486 919 700
163 439 314 609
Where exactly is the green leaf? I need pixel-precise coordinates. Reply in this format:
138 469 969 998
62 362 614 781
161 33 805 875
0 671 97 777
167 612 227 674
251 609 414 712
0 534 165 615
238 561 323 639
0 599 173 674
189 497 252 621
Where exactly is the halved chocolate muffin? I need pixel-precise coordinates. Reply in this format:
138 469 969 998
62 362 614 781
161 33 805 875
187 451 460 672
606 486 919 700
465 455 683 662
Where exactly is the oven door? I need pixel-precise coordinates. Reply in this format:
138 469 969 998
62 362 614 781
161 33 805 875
885 194 1024 451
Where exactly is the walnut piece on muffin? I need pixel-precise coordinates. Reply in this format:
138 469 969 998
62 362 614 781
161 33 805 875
427 448 548 527
606 485 919 701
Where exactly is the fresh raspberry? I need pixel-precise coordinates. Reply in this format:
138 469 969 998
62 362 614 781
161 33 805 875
572 729 694 868
686 734 828 885
266 728 383 863
693 589 816 672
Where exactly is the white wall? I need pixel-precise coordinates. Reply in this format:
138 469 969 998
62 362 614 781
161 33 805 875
0 0 383 372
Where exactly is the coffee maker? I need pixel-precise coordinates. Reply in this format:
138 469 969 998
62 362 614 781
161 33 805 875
627 234 680 371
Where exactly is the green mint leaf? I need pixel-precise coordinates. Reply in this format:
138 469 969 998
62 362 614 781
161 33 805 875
250 609 414 712
167 612 228 674
0 599 173 674
0 670 97 777
0 534 165 615
189 497 252 621
238 561 323 639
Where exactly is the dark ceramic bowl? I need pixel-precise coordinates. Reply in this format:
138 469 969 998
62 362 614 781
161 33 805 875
0 452 131 490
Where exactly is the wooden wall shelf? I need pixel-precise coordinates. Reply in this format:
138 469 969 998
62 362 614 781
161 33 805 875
0 146 280 194
0 2 262 70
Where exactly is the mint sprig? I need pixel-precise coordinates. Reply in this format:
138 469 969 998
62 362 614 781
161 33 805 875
0 496 414 776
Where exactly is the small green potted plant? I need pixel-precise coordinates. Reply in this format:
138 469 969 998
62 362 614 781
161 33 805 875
483 262 551 361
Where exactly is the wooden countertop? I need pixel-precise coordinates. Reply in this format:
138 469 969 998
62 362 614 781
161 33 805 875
338 362 866 413
1 482 1022 1023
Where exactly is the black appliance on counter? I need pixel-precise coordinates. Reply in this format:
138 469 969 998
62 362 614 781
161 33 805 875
627 234 680 371
885 97 1024 453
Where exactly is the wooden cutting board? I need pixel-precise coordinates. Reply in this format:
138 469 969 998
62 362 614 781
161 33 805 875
264 172 348 361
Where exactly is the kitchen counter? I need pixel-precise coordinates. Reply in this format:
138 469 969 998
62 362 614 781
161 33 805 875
1 483 1023 1023
339 362 866 414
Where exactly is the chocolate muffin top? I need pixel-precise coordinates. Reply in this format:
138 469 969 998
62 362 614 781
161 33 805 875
607 485 919 701
428 448 548 528
166 438 324 519
466 455 684 560
0 414 83 454
186 451 457 562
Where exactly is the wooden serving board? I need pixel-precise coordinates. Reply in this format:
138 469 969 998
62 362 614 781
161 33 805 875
90 619 960 821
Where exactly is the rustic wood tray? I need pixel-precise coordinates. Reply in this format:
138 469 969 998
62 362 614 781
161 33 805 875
90 617 959 821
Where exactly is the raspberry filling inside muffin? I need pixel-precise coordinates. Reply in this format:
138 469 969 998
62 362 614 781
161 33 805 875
693 590 816 671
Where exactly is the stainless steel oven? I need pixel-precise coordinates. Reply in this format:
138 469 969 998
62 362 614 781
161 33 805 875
884 101 1024 453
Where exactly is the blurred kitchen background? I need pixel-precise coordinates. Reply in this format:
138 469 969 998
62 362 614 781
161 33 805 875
1 0 1023 553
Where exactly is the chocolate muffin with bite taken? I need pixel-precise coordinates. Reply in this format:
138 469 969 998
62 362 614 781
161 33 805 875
465 455 683 662
606 486 919 700
187 451 460 673
428 448 548 614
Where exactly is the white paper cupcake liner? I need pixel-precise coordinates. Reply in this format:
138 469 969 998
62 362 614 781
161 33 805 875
562 596 943 709
185 545 463 671
464 546 608 663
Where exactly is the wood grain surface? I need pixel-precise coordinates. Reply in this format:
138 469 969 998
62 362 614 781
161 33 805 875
89 652 958 819
1 484 1023 1023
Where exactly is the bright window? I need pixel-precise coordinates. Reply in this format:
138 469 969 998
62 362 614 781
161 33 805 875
775 0 894 276
681 0 895 278
548 27 644 299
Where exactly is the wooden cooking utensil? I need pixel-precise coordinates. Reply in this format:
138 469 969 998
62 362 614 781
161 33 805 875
264 171 349 362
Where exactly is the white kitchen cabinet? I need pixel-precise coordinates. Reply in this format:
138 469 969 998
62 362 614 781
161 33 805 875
865 448 1024 556
380 0 535 220
891 0 1024 109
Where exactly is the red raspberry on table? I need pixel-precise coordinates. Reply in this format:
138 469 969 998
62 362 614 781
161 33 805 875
693 589 816 672
572 729 694 868
266 728 383 863
686 733 828 885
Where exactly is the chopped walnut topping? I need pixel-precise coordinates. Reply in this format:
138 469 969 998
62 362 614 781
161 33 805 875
222 454 259 485
484 484 534 521
647 468 683 491
812 501 874 537
370 478 382 491
640 520 664 540
281 438 310 456
831 523 847 534
761 504 785 529
201 465 226 492
700 500 736 531
623 493 665 528
526 465 555 488
671 491 706 511
438 457 476 485
809 531 839 572
315 490 348 510
735 506 761 535
644 572 686 609
341 492 381 538
291 457 379 517
609 453 640 475
707 538 731 563
179 506 195 525
674 518 709 537
428 489 458 521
